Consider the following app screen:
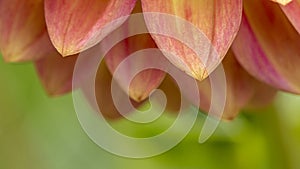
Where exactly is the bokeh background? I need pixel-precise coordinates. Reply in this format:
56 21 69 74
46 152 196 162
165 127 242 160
1 55 300 169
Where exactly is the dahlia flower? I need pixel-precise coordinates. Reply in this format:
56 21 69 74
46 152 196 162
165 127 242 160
0 0 299 120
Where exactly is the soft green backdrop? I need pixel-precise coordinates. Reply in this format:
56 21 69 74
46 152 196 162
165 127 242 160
1 57 300 169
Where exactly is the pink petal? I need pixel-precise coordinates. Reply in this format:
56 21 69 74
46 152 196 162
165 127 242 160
140 0 242 80
0 0 53 62
232 0 300 94
44 0 137 56
104 2 166 102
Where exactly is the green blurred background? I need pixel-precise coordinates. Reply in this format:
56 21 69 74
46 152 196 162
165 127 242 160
1 56 300 169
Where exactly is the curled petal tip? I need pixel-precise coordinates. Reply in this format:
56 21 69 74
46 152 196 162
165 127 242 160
44 0 137 56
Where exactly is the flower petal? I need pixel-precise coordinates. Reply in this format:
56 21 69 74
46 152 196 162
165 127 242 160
35 52 77 96
104 34 166 102
280 0 300 34
44 0 137 56
140 0 242 80
162 51 261 120
0 0 53 62
232 0 300 94
104 2 166 102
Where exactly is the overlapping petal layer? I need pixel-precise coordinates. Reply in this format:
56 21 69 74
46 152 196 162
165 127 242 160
35 52 77 96
140 0 242 80
163 50 276 120
104 2 165 102
280 0 300 34
0 0 53 62
44 0 137 56
104 34 166 102
232 0 300 94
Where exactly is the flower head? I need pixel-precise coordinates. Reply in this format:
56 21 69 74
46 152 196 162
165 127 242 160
0 0 299 119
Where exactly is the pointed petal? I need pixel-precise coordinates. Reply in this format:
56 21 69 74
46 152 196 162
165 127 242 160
35 52 77 96
0 0 53 62
104 2 165 102
92 62 141 119
280 0 300 34
104 34 166 102
232 0 300 94
44 0 137 56
140 0 242 80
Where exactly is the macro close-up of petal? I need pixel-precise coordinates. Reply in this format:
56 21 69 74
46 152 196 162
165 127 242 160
104 34 166 102
44 0 137 56
1 0 300 168
232 0 300 94
0 0 54 62
34 53 77 96
140 0 242 80
103 2 165 102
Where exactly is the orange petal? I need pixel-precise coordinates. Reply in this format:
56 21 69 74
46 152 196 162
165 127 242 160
104 2 165 102
34 52 77 96
280 0 300 34
104 34 166 102
140 0 242 80
44 0 137 56
232 0 300 94
0 0 53 62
